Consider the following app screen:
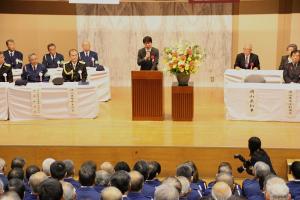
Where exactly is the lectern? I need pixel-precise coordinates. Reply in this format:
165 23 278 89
131 71 163 121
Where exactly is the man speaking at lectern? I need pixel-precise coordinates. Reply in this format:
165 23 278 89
137 36 159 70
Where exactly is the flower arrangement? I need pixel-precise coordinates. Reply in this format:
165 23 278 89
164 42 205 75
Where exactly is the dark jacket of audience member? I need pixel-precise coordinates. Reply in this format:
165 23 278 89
76 165 99 200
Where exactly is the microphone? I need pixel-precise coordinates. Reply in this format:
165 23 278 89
39 72 43 82
57 60 61 68
78 70 82 81
3 73 7 82
91 57 95 67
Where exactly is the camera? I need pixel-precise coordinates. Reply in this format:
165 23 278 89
234 154 252 174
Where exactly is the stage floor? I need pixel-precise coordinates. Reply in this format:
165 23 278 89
0 87 299 149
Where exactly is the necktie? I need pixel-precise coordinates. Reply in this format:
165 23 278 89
85 52 88 57
9 52 12 57
52 55 55 61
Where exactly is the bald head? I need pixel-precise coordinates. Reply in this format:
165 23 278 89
101 187 122 200
154 184 180 200
129 171 144 192
29 172 48 194
212 182 232 200
62 182 76 200
100 162 115 174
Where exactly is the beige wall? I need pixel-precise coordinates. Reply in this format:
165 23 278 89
290 13 300 49
0 14 77 63
0 7 299 69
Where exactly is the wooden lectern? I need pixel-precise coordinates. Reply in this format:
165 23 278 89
131 71 164 121
172 82 194 121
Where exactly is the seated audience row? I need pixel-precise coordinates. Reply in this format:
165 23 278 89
0 155 299 200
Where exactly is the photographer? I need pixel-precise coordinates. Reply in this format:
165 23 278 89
235 137 276 176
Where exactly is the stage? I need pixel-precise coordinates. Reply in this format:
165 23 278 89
0 87 299 179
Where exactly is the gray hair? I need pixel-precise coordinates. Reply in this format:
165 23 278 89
42 158 55 176
0 158 5 172
266 177 289 200
212 182 232 200
95 170 111 186
254 161 271 178
62 182 76 200
176 176 190 196
28 53 37 60
154 184 180 200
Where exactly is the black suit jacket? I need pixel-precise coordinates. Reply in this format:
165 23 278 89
3 50 23 69
42 53 64 68
279 55 289 70
283 62 300 83
137 47 159 70
0 63 13 83
62 61 87 82
234 53 260 70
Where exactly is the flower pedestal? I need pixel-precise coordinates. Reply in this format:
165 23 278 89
172 82 194 121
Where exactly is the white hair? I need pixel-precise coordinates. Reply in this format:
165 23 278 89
0 191 21 200
212 182 232 200
254 161 271 178
0 158 5 172
154 184 180 200
42 158 55 176
62 182 76 200
176 176 190 196
266 177 289 200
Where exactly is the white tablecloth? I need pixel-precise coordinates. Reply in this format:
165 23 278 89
224 69 283 84
12 67 111 102
8 82 99 121
0 83 9 120
224 83 300 122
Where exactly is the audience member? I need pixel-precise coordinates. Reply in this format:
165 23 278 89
62 181 76 200
63 160 81 190
114 161 131 172
42 158 55 177
50 161 67 181
110 170 131 200
101 187 123 200
39 178 63 200
287 161 300 200
128 171 151 200
94 170 111 193
76 165 98 200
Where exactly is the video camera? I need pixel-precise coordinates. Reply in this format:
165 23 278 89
234 154 253 174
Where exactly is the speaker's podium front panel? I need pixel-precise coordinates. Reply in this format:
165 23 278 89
131 71 164 121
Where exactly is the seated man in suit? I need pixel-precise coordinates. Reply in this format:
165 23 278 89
3 39 23 69
63 160 81 190
62 49 87 82
283 50 300 83
79 40 104 71
42 43 64 68
127 171 151 200
76 165 99 200
0 51 13 83
287 161 300 200
21 53 49 82
234 44 260 70
137 36 159 70
279 44 298 70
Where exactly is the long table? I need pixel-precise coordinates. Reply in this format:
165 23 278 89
224 82 300 122
0 83 9 120
6 82 99 121
12 67 111 102
224 69 283 84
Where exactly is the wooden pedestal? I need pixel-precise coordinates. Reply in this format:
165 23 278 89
172 82 194 121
